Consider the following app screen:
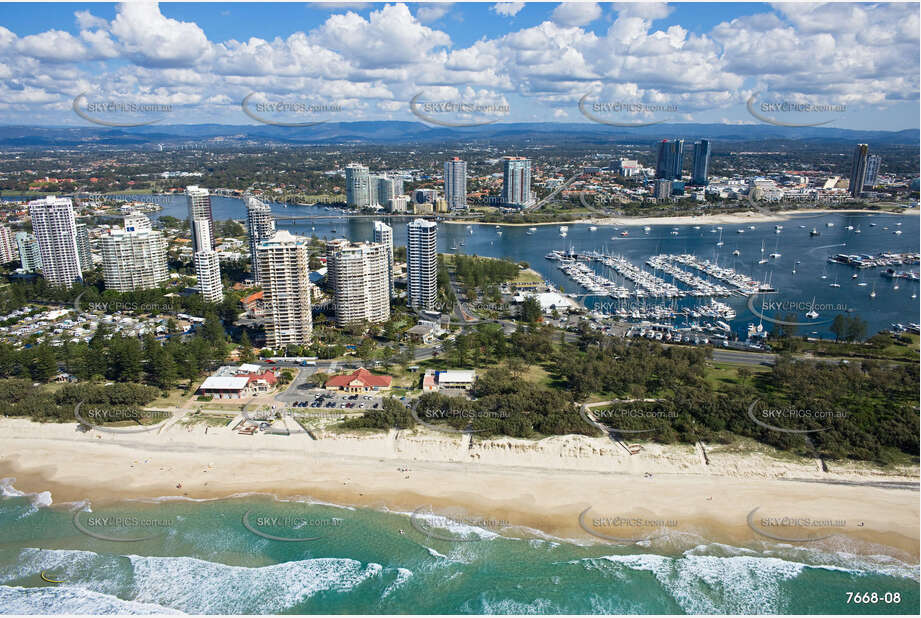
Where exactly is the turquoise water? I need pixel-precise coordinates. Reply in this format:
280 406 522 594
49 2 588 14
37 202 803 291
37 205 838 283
1 481 918 614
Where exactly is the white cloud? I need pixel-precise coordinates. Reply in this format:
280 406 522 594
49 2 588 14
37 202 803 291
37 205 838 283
110 2 212 67
551 2 602 27
415 3 453 24
75 10 109 31
492 2 524 18
0 1 914 125
310 3 451 69
16 30 89 63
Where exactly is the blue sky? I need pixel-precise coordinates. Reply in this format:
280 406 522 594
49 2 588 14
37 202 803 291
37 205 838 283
0 2 917 130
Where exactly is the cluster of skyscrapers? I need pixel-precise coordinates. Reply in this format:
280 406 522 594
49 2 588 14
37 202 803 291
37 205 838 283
655 138 711 186
345 163 406 210
849 144 881 198
186 185 224 303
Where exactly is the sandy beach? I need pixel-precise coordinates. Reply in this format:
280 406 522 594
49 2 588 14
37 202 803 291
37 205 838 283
1 417 917 561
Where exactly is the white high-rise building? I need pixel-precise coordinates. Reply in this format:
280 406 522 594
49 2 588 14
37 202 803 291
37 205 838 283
345 163 371 208
326 239 390 327
501 156 533 207
16 232 41 272
101 214 168 292
192 219 222 303
444 158 467 210
75 223 92 272
372 221 394 296
28 196 82 288
389 195 409 213
256 230 312 348
373 176 396 208
245 194 276 283
0 224 16 264
406 218 437 311
186 185 214 252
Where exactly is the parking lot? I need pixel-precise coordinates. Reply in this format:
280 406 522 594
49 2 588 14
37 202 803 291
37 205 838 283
283 389 387 411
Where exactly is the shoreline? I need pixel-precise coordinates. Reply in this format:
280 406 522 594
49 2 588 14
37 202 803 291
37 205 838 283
1 418 918 562
442 208 919 227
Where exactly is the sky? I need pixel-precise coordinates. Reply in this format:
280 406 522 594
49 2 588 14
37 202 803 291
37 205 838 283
0 2 918 130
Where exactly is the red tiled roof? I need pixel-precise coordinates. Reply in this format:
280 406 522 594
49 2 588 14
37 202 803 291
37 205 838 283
241 290 264 304
325 367 392 388
238 370 277 385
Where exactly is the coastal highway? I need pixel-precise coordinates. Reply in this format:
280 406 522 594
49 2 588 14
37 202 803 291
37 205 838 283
256 338 781 372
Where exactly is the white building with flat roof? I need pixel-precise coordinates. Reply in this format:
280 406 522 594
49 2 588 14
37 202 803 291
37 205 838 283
29 196 82 288
192 218 223 303
186 185 214 252
407 218 437 311
444 158 467 210
101 215 168 292
372 221 394 296
257 230 312 347
245 194 276 284
326 239 390 326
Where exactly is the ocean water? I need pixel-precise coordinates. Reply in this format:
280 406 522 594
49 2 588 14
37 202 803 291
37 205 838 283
1 480 918 614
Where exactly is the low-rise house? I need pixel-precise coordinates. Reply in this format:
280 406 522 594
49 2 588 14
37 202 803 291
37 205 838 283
422 369 476 393
198 364 278 399
240 291 264 317
407 322 437 344
325 367 392 393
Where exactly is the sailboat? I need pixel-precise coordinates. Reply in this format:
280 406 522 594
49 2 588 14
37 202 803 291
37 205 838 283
805 297 819 320
757 241 768 264
716 228 724 247
732 249 740 256
769 239 781 259
870 283 877 298
829 272 840 288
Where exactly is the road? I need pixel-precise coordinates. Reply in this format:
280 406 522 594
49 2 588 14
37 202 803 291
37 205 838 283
528 171 582 210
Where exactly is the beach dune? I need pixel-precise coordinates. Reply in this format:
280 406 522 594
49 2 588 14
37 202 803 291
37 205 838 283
0 417 917 560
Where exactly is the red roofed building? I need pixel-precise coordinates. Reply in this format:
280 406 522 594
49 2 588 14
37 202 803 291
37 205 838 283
240 290 265 317
325 367 392 393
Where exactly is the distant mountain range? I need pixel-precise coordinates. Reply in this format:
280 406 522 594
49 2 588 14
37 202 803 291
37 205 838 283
0 122 916 147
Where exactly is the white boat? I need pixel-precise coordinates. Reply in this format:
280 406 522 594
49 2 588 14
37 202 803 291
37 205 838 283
643 226 651 232
870 284 877 298
589 226 597 231
559 226 568 232
732 249 740 256
770 252 781 259
559 231 566 237
846 225 854 230
717 229 724 246
806 309 819 320
826 222 834 227
895 230 903 235
749 225 756 230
